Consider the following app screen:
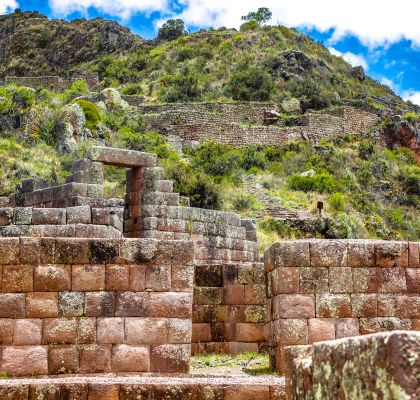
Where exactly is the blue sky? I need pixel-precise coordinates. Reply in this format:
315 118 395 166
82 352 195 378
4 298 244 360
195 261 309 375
3 0 420 104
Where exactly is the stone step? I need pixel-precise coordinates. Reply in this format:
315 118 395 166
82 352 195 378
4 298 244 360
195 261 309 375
156 180 174 193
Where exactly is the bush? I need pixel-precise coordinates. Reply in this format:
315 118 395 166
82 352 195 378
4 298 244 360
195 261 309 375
240 146 267 171
403 112 420 124
233 194 256 212
121 83 143 95
228 64 274 101
329 192 347 211
75 100 101 129
288 172 335 193
240 21 259 32
162 72 202 102
399 165 420 205
63 80 88 102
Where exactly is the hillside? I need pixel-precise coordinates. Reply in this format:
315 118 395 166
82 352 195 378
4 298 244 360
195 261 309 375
0 11 418 246
0 10 140 76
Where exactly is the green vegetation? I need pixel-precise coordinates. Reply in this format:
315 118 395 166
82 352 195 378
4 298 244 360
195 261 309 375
75 100 101 129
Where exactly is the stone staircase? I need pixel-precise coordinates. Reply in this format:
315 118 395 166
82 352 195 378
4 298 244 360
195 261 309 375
243 175 308 221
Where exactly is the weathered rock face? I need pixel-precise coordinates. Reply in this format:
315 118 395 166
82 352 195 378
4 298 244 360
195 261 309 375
283 331 420 400
352 65 366 81
281 98 301 114
100 88 130 110
54 103 88 153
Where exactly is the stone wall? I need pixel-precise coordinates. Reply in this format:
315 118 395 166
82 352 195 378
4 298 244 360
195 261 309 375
0 237 194 376
4 73 100 91
283 331 419 399
192 262 266 355
135 102 380 148
265 239 420 373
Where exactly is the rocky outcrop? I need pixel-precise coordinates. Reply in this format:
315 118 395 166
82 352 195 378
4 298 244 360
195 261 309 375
283 331 420 399
54 103 88 153
352 65 366 81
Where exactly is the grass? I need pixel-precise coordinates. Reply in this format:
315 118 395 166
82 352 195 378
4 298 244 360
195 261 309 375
191 353 277 376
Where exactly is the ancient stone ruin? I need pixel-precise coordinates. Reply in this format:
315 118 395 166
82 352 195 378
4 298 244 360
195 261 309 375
0 146 418 399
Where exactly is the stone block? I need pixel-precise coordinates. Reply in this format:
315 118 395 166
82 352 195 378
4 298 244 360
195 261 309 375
223 284 245 305
129 265 146 291
225 386 270 400
77 317 96 344
112 344 150 372
149 292 192 318
408 242 419 268
2 265 33 292
34 265 71 292
347 240 375 268
54 238 90 264
168 319 191 344
13 319 42 345
375 241 409 268
0 346 48 376
334 318 359 339
308 318 336 344
195 265 223 287
194 287 222 305
0 208 13 225
106 264 129 291
245 284 265 305
72 265 105 291
245 305 266 323
0 294 25 318
359 317 412 334
228 342 259 355
380 268 407 293
351 294 378 317
265 241 310 272
271 267 300 295
272 294 315 319
172 265 194 291
125 318 167 344
58 291 85 317
88 239 120 264
20 237 40 264
223 264 239 284
91 207 110 225
192 323 212 343
87 146 157 168
155 240 195 266
66 205 91 224
145 265 171 291
32 208 66 225
48 345 79 374
377 294 397 317
150 344 190 373
0 319 13 345
236 323 265 342
87 384 119 400
0 385 29 400
395 294 420 318
270 319 308 347
43 318 77 344
26 292 58 318
97 317 125 344
406 268 420 292
310 240 347 268
329 267 353 293
29 383 62 400
352 268 382 293
115 292 149 317
13 207 32 225
316 294 352 318
299 267 329 294
85 291 116 317
79 344 112 373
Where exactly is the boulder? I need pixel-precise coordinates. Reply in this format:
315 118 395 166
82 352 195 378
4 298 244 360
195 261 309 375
54 103 88 153
100 88 130 110
352 65 366 81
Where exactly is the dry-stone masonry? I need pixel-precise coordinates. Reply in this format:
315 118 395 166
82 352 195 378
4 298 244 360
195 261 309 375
283 331 419 399
132 102 380 149
265 239 420 373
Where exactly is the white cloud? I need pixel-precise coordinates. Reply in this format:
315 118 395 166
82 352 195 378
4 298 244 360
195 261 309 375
0 0 18 13
173 0 420 48
402 89 420 106
328 47 368 70
48 0 169 21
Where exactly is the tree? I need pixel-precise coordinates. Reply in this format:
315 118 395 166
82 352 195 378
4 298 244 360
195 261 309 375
157 19 187 41
241 7 272 25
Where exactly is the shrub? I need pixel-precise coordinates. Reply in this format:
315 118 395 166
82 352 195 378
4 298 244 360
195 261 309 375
75 100 101 129
228 65 274 101
63 80 88 102
162 72 202 102
399 165 420 205
240 21 259 32
233 194 256 212
287 172 335 193
403 112 420 124
240 146 267 171
121 83 143 95
328 192 347 211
